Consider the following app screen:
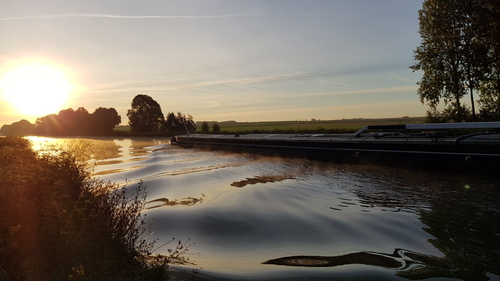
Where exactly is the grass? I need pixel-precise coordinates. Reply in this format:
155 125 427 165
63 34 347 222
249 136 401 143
113 117 426 135
0 137 190 281
107 117 425 135
198 117 426 134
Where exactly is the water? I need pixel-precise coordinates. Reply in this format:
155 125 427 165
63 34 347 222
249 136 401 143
29 137 500 280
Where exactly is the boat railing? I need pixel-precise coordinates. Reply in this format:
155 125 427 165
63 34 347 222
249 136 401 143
353 122 500 137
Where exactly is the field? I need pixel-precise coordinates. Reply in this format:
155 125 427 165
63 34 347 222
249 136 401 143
114 117 426 135
203 117 425 133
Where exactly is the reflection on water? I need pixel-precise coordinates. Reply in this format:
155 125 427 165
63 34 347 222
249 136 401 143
263 248 443 270
146 194 206 209
230 175 294 188
28 137 500 280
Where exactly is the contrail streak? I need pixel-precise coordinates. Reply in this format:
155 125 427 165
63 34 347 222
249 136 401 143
0 12 261 21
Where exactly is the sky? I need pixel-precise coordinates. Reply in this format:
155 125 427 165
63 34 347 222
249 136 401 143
0 0 425 125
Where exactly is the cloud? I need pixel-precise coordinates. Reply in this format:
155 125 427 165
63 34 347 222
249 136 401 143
175 72 318 88
83 72 320 94
0 12 262 21
278 85 419 99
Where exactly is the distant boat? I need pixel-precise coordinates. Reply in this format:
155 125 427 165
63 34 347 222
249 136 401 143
171 122 500 176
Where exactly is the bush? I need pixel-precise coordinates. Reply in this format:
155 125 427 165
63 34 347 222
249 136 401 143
0 137 171 281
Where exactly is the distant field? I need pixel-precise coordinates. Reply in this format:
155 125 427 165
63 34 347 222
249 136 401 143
197 117 426 134
113 125 131 133
114 117 426 134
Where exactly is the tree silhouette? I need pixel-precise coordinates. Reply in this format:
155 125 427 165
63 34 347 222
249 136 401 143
201 122 209 133
92 107 121 135
127 95 165 133
32 107 120 136
164 112 196 134
0 120 35 136
212 123 220 133
57 107 92 135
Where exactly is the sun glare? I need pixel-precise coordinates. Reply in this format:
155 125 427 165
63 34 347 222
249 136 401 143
1 63 73 117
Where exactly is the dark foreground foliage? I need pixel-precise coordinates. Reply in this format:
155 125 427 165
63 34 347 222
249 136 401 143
0 137 175 281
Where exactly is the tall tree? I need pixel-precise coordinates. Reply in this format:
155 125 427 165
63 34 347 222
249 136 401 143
126 95 165 133
411 0 489 121
477 0 500 120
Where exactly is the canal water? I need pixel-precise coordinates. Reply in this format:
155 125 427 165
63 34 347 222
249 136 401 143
30 137 500 280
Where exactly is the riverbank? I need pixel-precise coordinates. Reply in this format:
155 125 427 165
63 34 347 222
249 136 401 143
0 137 176 281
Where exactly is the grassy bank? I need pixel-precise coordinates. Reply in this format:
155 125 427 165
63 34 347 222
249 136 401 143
0 137 179 281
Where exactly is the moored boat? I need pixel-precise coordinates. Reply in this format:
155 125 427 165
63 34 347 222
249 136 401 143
171 122 500 176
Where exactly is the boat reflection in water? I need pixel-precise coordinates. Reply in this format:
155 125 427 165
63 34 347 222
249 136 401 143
29 137 500 280
264 249 450 278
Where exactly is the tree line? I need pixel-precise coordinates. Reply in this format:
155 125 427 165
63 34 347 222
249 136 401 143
200 121 220 133
0 94 196 136
0 107 121 136
412 0 500 122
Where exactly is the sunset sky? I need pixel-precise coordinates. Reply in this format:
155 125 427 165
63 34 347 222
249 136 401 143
1 0 425 125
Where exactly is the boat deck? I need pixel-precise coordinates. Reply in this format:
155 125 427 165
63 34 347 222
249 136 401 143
171 122 500 176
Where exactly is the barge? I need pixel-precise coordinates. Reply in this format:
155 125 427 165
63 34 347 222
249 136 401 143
171 122 500 175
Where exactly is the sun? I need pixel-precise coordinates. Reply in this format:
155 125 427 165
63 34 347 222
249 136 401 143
1 63 73 117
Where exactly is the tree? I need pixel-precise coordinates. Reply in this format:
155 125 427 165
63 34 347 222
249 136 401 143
412 0 500 122
127 95 164 133
33 107 121 136
0 120 36 136
477 0 500 120
412 0 468 121
164 112 196 134
179 112 196 134
74 107 92 135
91 107 121 135
36 114 63 135
164 112 181 133
212 123 220 133
201 122 209 133
57 107 93 135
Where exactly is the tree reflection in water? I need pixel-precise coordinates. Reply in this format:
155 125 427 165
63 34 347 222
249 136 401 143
417 188 500 281
264 169 500 281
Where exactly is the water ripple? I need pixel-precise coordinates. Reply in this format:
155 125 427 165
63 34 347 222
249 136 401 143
69 138 500 280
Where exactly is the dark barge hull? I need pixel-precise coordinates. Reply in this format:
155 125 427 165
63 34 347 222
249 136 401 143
171 125 500 176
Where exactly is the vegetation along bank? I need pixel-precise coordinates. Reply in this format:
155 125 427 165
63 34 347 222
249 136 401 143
0 137 190 281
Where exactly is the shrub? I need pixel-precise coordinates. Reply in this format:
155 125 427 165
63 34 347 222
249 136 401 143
0 137 171 281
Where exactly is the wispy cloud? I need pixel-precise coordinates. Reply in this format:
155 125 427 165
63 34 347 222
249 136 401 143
277 85 418 99
84 72 320 94
0 12 262 21
174 72 318 89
